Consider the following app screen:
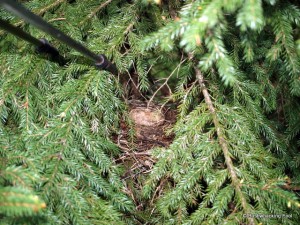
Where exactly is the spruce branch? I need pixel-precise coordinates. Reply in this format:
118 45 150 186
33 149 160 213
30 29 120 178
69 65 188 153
0 187 46 217
194 65 255 225
1 0 300 224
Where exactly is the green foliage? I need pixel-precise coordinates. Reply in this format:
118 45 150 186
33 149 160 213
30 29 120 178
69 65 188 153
1 0 300 224
0 0 138 224
139 0 300 224
0 185 46 217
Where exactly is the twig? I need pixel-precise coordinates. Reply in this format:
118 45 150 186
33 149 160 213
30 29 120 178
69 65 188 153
126 70 148 101
150 177 168 205
48 17 66 23
121 167 147 180
124 22 134 35
79 0 113 26
36 0 66 16
147 58 186 108
159 96 173 110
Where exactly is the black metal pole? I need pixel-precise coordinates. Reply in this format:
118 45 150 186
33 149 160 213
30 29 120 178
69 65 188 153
0 19 62 59
0 18 67 66
0 18 41 46
0 0 118 75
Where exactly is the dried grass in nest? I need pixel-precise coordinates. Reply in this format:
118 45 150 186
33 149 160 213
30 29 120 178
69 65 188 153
112 100 177 209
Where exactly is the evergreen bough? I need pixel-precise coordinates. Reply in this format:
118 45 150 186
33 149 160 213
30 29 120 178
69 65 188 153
0 0 299 224
141 0 300 224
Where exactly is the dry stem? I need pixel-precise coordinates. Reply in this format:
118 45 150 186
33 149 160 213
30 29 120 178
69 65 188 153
147 57 186 108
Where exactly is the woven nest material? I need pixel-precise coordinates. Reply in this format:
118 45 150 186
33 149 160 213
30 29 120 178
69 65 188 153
129 107 165 127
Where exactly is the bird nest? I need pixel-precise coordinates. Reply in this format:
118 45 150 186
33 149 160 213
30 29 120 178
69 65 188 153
112 100 177 209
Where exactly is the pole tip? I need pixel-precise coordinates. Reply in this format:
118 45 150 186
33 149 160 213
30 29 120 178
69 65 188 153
95 54 118 75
